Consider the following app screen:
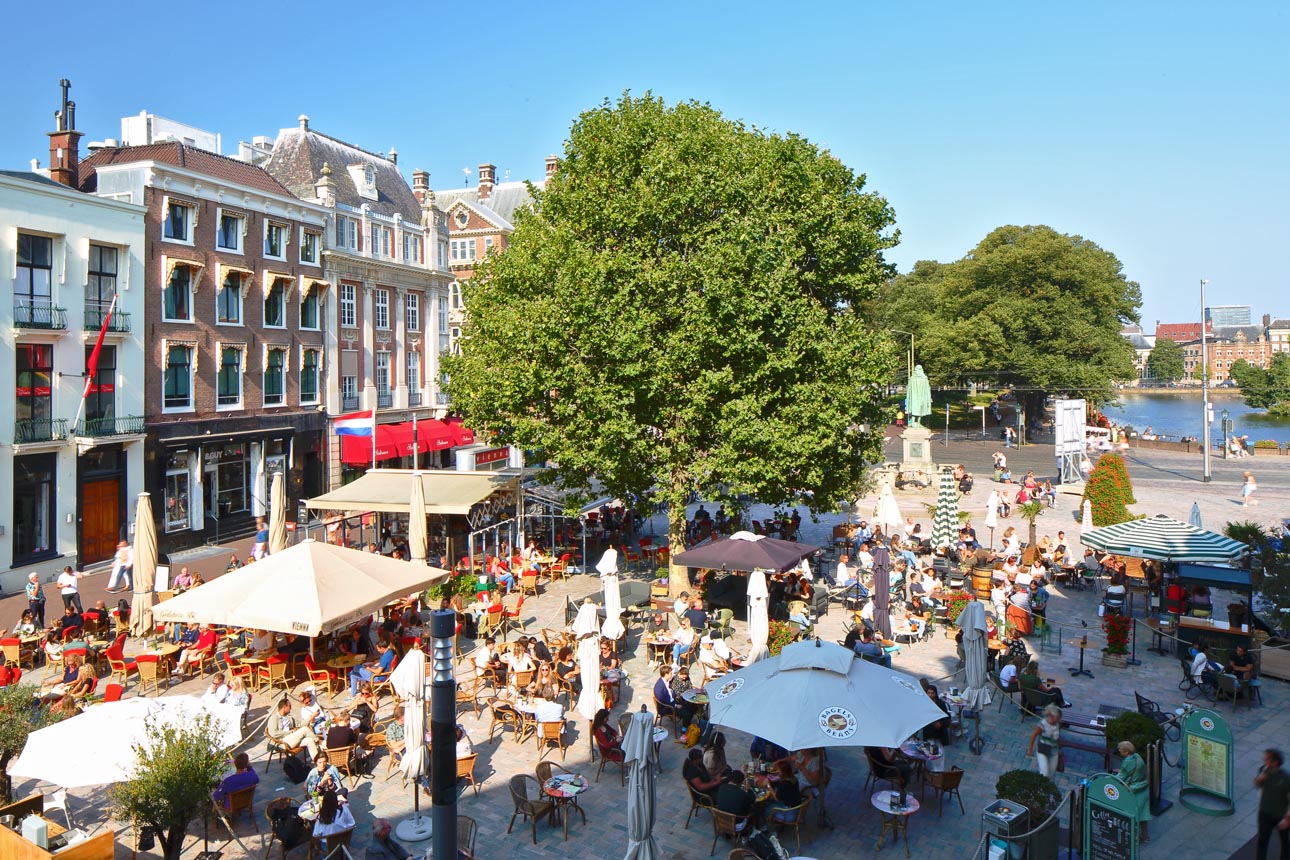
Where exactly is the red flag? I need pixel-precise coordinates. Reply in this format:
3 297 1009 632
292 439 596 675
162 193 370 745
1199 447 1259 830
86 295 116 381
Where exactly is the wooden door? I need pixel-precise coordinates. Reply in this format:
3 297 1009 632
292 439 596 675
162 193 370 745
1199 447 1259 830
81 478 120 565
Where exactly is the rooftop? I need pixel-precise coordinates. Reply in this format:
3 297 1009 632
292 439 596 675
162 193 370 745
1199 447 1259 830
78 142 293 197
263 124 421 220
435 178 542 229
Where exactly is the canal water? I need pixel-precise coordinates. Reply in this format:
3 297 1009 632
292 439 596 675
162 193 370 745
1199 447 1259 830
1101 390 1290 445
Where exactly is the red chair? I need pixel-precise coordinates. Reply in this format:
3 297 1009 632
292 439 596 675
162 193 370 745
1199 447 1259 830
106 634 138 687
61 626 84 643
621 544 641 572
305 654 339 698
220 650 253 683
103 683 125 702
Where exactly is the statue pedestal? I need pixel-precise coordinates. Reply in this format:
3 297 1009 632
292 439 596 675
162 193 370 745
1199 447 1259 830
900 423 935 473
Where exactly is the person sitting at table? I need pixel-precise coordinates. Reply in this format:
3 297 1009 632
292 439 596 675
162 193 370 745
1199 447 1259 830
13 609 38 638
786 747 824 798
532 663 560 701
248 628 278 655
270 697 321 758
1000 655 1025 690
367 818 415 860
703 731 730 777
763 759 804 822
1190 585 1213 617
856 628 891 667
553 645 580 695
474 636 504 686
672 617 696 667
696 637 728 678
42 629 64 664
212 752 259 811
1030 579 1050 623
922 682 952 744
226 676 250 714
349 683 380 733
1004 626 1030 663
490 555 515 593
299 688 326 734
175 623 219 676
349 641 395 698
713 637 746 669
225 554 243 573
327 709 367 770
715 770 757 818
985 613 999 642
672 591 691 620
683 748 723 802
312 789 356 846
502 641 536 688
66 661 96 699
48 694 81 718
57 604 84 636
306 753 348 799
1191 642 1222 688
1021 660 1073 708
865 745 911 787
684 598 709 632
201 672 229 706
592 707 625 762
671 666 709 736
1228 645 1256 681
647 611 670 638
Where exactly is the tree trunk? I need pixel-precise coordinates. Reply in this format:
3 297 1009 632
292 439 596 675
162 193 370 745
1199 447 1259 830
666 468 691 602
0 755 12 805
1029 518 1038 548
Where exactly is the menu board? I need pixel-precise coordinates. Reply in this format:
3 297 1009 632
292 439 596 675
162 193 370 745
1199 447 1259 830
1086 803 1132 860
1185 735 1229 797
1179 709 1235 815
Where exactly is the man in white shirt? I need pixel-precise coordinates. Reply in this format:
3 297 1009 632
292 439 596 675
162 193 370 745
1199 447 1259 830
673 592 691 620
796 558 813 582
201 672 230 705
999 657 1022 689
57 566 85 613
1013 569 1033 590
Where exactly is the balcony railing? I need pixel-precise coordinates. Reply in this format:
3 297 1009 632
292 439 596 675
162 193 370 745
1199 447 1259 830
15 417 68 443
408 391 422 407
377 391 393 409
342 395 360 412
84 304 132 333
436 392 452 405
14 301 67 330
77 415 145 437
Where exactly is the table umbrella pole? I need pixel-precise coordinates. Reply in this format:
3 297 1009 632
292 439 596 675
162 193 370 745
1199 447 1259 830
429 611 458 860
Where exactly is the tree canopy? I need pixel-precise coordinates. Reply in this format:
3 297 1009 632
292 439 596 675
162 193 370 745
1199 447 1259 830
443 93 898 592
1146 337 1185 383
1230 354 1290 415
0 686 65 803
880 225 1142 412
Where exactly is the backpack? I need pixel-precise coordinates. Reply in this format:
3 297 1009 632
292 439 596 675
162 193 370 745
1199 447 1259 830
270 805 307 849
745 828 789 860
282 753 309 784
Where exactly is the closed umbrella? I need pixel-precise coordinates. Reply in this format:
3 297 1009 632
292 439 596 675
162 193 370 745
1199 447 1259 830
601 570 626 643
390 647 431 840
746 569 770 664
1189 502 1203 529
871 545 892 640
956 600 992 711
874 482 903 534
1081 499 1093 535
130 492 157 638
930 467 959 550
573 600 602 721
622 707 660 860
408 477 429 564
983 491 1000 549
268 471 288 555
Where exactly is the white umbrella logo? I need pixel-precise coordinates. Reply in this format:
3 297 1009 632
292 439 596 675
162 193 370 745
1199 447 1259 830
713 678 744 701
818 707 858 740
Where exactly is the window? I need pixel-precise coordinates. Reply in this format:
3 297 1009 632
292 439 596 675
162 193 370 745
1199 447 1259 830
214 444 248 515
485 236 494 253
16 344 53 425
163 200 192 242
16 233 53 313
403 233 421 264
340 374 358 403
163 344 193 410
451 238 476 261
300 287 320 330
264 221 287 258
335 215 357 250
300 229 320 264
263 348 286 406
217 347 243 408
14 454 56 563
406 292 420 332
339 284 357 327
375 351 390 394
217 211 243 252
374 289 390 330
84 344 116 425
264 279 286 328
163 265 192 322
301 348 320 404
449 281 462 311
86 244 118 323
438 241 448 269
164 452 190 533
406 349 421 391
438 296 449 334
217 272 243 324
368 225 391 257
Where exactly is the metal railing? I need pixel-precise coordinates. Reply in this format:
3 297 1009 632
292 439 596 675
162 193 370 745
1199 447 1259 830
77 415 145 437
436 392 451 405
341 395 360 412
407 391 422 407
83 304 131 333
15 417 68 443
377 391 393 409
14 301 67 330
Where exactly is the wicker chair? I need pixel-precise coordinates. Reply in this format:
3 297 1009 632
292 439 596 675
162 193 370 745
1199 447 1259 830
457 753 480 797
458 814 478 859
536 720 568 761
135 654 169 696
685 784 715 829
324 744 357 787
507 774 554 844
768 798 812 853
927 765 966 816
710 809 751 856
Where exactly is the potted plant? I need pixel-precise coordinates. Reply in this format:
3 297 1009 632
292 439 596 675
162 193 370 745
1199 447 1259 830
1102 612 1130 667
946 591 974 628
1016 500 1045 548
767 620 797 656
996 769 1062 860
1104 711 1164 765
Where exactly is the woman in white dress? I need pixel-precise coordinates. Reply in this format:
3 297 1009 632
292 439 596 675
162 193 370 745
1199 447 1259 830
1026 704 1062 778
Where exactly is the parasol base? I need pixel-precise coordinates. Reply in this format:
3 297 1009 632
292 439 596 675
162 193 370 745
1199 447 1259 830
395 815 433 842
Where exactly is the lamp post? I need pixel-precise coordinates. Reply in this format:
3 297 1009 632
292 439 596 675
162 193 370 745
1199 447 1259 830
429 610 458 860
891 330 914 382
1200 280 1212 483
1221 409 1230 459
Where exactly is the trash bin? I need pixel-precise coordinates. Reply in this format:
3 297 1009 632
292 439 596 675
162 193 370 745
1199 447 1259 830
982 799 1028 860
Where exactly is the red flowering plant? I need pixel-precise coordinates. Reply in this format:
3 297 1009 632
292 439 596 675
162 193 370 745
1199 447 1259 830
1103 611 1131 655
1081 453 1137 526
946 591 974 626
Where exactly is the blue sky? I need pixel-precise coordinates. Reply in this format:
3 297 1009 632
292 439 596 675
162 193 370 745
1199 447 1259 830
3 1 1286 328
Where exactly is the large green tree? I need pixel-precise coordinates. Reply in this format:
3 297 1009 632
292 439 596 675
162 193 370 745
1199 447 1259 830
0 686 66 803
443 93 898 597
1146 337 1185 383
1230 354 1290 415
883 225 1142 415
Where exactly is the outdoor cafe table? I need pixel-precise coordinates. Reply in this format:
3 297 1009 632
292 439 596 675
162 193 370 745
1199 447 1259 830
680 687 710 717
871 790 919 857
652 726 669 771
327 654 365 671
898 740 944 794
645 635 674 665
542 774 589 840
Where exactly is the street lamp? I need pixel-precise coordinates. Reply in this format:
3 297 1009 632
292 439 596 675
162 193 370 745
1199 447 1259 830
891 330 914 381
1221 409 1230 459
1200 279 1211 483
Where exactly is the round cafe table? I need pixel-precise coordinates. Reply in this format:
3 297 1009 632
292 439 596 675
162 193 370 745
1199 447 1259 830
542 775 589 841
645 636 674 666
871 790 919 857
327 654 365 670
652 726 668 770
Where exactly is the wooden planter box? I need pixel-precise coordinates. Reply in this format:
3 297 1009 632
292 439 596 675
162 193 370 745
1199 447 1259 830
1101 652 1129 669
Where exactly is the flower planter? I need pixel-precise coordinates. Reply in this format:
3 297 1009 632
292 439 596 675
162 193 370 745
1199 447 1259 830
1101 652 1128 669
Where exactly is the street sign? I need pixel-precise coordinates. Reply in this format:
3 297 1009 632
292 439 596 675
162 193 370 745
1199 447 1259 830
1083 773 1138 860
1179 708 1235 815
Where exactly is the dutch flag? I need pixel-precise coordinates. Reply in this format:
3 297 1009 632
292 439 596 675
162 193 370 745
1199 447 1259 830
335 410 375 437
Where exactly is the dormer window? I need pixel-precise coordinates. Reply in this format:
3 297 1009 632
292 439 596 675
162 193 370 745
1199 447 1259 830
454 209 469 228
349 163 379 201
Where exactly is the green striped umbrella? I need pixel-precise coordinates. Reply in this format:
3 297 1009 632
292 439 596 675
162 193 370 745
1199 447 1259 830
930 467 959 549
1081 514 1248 563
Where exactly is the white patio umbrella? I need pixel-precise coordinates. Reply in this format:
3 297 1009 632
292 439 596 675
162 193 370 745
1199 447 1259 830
955 600 992 712
390 647 431 840
11 696 243 789
746 569 770 664
1081 499 1094 534
704 640 947 751
268 471 288 555
874 482 903 534
599 550 626 642
622 707 660 860
573 600 603 721
130 492 157 638
408 477 429 565
983 491 1000 549
1189 502 1203 529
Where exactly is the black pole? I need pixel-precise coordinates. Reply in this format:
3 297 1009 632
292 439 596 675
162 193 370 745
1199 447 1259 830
429 610 457 860
1128 615 1141 666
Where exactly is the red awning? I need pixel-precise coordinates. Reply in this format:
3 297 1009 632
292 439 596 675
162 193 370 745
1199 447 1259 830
338 420 463 465
443 416 475 446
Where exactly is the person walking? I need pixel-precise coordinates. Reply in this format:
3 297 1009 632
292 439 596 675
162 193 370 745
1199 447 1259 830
1243 472 1259 507
1027 704 1062 778
1255 748 1290 860
1117 741 1151 844
106 540 133 593
56 566 85 613
25 572 47 629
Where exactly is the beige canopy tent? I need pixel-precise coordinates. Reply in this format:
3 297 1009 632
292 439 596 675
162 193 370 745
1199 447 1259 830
152 539 450 637
304 469 518 515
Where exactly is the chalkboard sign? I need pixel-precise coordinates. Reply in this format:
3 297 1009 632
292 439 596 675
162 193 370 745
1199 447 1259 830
1083 774 1138 860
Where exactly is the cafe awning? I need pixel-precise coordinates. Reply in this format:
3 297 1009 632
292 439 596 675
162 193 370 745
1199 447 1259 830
339 421 461 465
305 468 518 515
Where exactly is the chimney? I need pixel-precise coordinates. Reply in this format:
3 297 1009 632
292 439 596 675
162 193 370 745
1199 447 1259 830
48 78 83 188
477 163 496 201
298 114 309 131
411 169 429 204
1263 313 1271 328
545 155 559 178
389 147 397 165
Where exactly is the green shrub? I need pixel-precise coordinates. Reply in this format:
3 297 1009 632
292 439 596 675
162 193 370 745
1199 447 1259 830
1253 439 1279 450
1081 453 1137 526
1104 711 1164 756
996 769 1061 820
